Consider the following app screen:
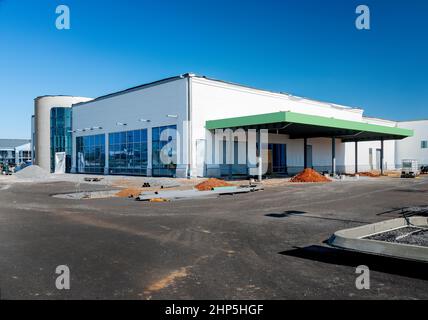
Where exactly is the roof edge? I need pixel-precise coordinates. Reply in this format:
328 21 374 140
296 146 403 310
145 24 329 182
72 74 189 108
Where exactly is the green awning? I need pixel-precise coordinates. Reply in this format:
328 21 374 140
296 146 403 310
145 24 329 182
205 111 413 142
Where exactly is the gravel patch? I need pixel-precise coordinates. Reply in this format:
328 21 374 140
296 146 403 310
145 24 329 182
365 226 428 247
15 165 52 181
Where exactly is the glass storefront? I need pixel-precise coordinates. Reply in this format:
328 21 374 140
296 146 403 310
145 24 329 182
152 125 177 177
76 134 105 174
50 107 72 172
108 129 148 175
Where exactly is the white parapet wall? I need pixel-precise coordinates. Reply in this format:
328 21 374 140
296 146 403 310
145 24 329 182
71 77 188 177
396 120 428 167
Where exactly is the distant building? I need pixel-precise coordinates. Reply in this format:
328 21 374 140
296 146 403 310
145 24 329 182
0 139 32 165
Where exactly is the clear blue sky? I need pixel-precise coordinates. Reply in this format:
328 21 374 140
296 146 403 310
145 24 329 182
0 0 427 138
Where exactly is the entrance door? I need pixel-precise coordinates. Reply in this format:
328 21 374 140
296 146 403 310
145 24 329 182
268 144 287 174
306 145 313 168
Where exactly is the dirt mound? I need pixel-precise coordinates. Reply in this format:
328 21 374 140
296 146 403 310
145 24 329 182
195 178 233 191
290 168 331 183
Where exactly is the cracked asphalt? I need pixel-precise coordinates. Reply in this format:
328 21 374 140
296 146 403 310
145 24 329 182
0 176 427 299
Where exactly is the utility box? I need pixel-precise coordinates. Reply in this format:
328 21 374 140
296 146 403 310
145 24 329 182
401 159 420 178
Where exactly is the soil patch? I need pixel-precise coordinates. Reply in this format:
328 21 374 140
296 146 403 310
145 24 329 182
195 178 234 191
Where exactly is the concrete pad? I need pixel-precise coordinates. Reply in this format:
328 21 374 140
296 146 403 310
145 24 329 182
136 186 264 201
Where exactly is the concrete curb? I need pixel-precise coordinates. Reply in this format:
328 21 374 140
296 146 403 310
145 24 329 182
328 216 428 263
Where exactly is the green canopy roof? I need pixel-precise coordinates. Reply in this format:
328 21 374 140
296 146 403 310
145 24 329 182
205 111 413 142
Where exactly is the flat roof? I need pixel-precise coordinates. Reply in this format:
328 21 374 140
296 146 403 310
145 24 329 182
72 73 362 112
0 139 31 149
206 111 413 142
72 75 185 107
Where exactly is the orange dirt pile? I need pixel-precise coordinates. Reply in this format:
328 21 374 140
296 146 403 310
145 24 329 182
116 188 143 198
290 168 331 183
195 178 233 191
357 171 381 177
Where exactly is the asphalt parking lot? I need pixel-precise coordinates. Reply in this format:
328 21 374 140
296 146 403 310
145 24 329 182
0 176 427 299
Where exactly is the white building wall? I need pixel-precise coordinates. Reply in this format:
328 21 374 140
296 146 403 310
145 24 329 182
341 116 398 172
344 140 396 172
68 74 410 178
396 120 428 166
266 134 346 174
71 78 188 176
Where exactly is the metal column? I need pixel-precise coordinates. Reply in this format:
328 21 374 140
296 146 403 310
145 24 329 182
355 141 358 174
257 129 262 181
380 138 384 175
304 138 308 169
331 137 336 176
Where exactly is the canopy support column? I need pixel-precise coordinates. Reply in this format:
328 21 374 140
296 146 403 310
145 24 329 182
380 138 384 175
355 141 358 174
304 138 308 169
331 137 336 176
257 129 262 181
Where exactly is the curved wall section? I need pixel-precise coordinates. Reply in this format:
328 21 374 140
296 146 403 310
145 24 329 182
34 96 92 172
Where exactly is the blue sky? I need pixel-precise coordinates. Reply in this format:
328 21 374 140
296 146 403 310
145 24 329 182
0 0 427 138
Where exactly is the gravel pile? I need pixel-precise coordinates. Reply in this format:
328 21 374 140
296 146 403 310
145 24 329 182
365 226 428 247
15 165 52 180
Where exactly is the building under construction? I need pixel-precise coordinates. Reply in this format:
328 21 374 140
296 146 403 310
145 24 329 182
32 74 421 177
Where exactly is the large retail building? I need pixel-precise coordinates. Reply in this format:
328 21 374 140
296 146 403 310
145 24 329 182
32 74 427 177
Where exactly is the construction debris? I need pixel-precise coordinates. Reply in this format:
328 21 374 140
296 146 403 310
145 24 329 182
290 168 331 183
116 188 144 198
195 178 234 191
149 198 169 202
84 177 103 182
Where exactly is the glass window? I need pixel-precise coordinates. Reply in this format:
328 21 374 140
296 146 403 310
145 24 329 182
50 107 72 172
108 129 148 176
134 130 141 142
421 141 428 149
76 133 105 174
152 125 177 177
152 127 160 141
127 131 134 144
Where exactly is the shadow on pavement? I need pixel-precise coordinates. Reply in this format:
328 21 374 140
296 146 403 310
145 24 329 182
279 245 428 280
265 210 306 218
